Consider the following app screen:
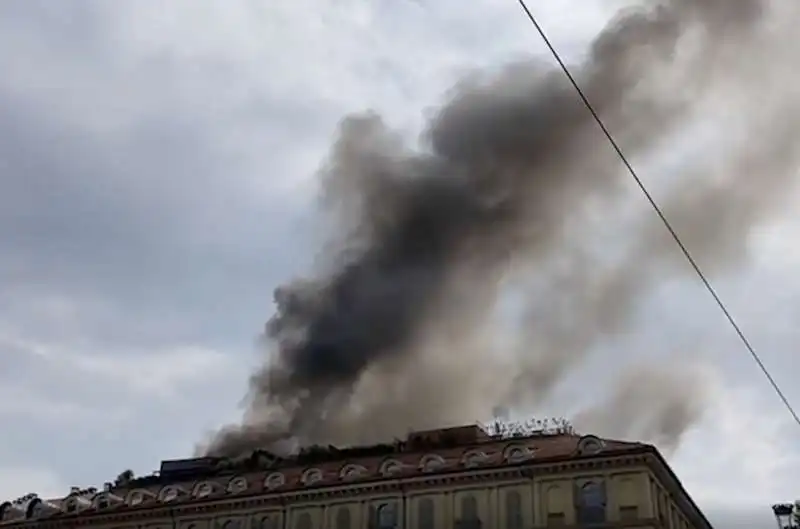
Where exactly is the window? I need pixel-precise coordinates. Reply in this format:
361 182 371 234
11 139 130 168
294 512 312 529
619 506 639 521
457 495 481 529
27 500 43 519
257 517 282 529
194 483 213 498
335 507 351 529
127 491 144 506
462 495 479 520
301 469 322 485
462 451 489 468
377 502 398 529
340 465 368 480
418 498 435 529
222 520 243 529
577 435 605 455
504 446 532 463
265 472 285 490
159 487 179 502
380 460 403 477
227 477 248 494
505 491 523 529
576 481 606 525
420 454 445 472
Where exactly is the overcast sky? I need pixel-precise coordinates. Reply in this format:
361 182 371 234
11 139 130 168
1 1 798 528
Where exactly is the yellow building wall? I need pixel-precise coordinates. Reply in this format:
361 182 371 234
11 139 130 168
101 466 708 529
240 467 656 529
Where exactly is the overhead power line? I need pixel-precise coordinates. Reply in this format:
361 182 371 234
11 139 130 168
514 0 800 429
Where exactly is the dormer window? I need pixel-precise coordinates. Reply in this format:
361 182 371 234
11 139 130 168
379 459 403 477
419 454 446 472
127 491 143 506
504 445 533 463
265 472 285 490
462 451 490 468
194 482 214 498
227 477 248 494
159 487 179 503
340 464 368 480
577 435 605 455
27 500 43 519
301 468 323 485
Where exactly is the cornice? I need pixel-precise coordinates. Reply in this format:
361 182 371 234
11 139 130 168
14 453 651 529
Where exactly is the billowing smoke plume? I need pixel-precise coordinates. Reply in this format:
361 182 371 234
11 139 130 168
204 0 800 457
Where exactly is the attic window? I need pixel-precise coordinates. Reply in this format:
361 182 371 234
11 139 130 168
380 459 403 477
462 451 489 468
265 472 285 490
340 464 368 480
227 477 248 494
504 446 532 463
159 487 179 503
194 482 214 498
65 500 77 513
301 468 323 485
28 500 44 519
127 491 144 506
96 497 109 509
577 435 605 455
419 454 446 472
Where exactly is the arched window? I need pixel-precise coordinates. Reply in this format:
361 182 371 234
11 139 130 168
505 491 523 529
376 502 398 529
419 454 446 472
295 512 312 529
265 472 285 490
222 520 243 529
576 481 606 525
461 494 479 520
418 498 435 529
256 517 278 529
336 507 351 529
301 468 323 485
379 459 403 477
459 494 481 529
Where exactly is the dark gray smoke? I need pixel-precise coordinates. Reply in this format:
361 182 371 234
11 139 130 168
204 0 800 457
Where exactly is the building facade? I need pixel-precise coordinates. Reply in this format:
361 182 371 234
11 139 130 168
0 424 712 529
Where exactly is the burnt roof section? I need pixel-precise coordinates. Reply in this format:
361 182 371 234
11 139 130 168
132 423 549 487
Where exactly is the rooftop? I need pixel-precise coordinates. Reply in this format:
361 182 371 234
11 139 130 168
0 419 666 525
